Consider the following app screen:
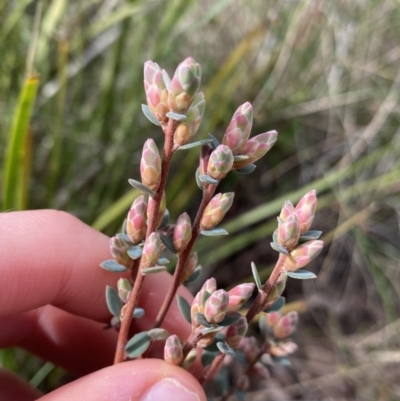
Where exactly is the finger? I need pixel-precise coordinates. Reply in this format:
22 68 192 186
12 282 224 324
0 368 42 401
38 359 206 401
0 210 193 337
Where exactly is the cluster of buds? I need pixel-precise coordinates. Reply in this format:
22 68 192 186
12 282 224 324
221 102 278 170
200 192 234 231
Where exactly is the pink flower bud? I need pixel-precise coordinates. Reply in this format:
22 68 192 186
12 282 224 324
279 200 294 221
126 195 147 244
141 232 162 267
200 192 234 230
207 144 234 180
276 213 300 250
227 283 255 311
180 252 198 284
173 212 192 253
265 311 281 328
225 316 248 349
285 240 324 271
222 102 253 155
201 277 217 294
204 289 229 324
294 190 317 234
273 311 298 340
164 335 183 365
110 236 130 265
140 139 161 192
117 278 132 303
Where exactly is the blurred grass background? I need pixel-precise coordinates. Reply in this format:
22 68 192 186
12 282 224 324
1 0 400 399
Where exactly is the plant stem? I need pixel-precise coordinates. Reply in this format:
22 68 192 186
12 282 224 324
199 352 225 384
246 253 286 322
152 184 217 328
113 119 177 364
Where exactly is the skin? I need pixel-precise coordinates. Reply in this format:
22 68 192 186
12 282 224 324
0 210 206 401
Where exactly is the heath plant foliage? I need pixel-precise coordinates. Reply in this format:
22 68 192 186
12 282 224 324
100 57 324 399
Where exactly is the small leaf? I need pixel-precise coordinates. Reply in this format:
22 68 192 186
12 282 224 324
199 174 219 185
208 133 219 149
177 295 192 324
157 257 170 265
162 69 171 90
159 209 170 229
217 342 235 357
201 326 224 335
160 234 177 254
117 233 131 243
202 350 217 367
271 356 291 366
141 265 167 275
133 308 145 318
265 296 286 313
287 270 317 280
177 138 213 150
122 219 127 235
148 328 169 341
195 168 204 190
233 155 249 162
105 286 123 317
272 229 278 243
204 333 225 353
218 311 242 327
201 291 212 307
184 265 202 284
201 228 229 236
125 331 151 358
196 312 211 328
235 164 256 174
166 111 187 121
128 246 142 260
128 179 156 197
100 260 127 273
251 262 262 290
141 104 161 126
270 242 289 256
299 230 322 242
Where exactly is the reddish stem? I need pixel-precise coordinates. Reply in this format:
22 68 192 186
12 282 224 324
199 352 225 384
113 119 177 364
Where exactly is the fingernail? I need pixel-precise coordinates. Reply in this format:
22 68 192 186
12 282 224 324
140 378 200 401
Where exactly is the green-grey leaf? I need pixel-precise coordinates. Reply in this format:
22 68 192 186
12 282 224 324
148 328 169 341
128 179 156 197
100 260 127 272
128 246 142 260
196 312 211 328
177 138 213 150
159 209 170 229
117 233 131 243
217 342 235 356
233 155 249 162
133 308 145 318
299 230 323 242
265 296 286 312
204 333 225 353
141 104 161 126
105 286 123 317
201 291 212 307
218 311 242 327
195 167 203 190
271 356 291 366
272 229 278 243
157 257 170 265
208 133 219 149
199 174 219 185
184 265 202 284
177 295 192 324
287 270 317 279
141 265 167 275
202 350 217 367
122 219 127 235
160 234 177 254
251 262 262 290
162 69 171 90
166 111 187 121
270 242 289 256
201 228 229 236
201 326 224 335
235 164 256 174
125 331 151 358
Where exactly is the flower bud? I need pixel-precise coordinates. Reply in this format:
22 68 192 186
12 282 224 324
279 200 294 222
117 278 132 303
276 213 300 250
207 144 234 180
110 236 130 265
294 190 317 234
201 277 217 294
222 102 253 155
284 240 324 271
233 130 278 169
147 191 166 229
126 195 147 244
140 139 161 192
204 289 229 324
164 335 183 365
225 316 248 349
180 252 198 284
144 61 169 125
227 283 255 311
173 212 192 253
200 192 234 230
270 341 298 357
265 311 281 328
168 57 201 113
141 232 162 267
273 311 298 340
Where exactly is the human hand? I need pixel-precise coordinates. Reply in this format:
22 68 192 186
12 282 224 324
0 210 206 401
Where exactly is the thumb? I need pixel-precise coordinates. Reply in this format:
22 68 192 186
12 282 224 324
39 359 207 401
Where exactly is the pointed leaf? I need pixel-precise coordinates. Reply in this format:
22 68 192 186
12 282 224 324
105 286 123 317
204 333 225 353
208 133 219 150
160 233 177 254
196 312 211 328
125 331 151 358
133 308 145 318
251 262 262 290
235 164 256 174
195 167 203 190
217 342 235 357
157 257 170 265
201 326 224 335
287 270 317 280
166 111 187 121
117 233 131 243
184 265 202 284
141 265 167 275
100 260 127 273
201 228 229 236
177 295 192 324
270 242 289 256
265 296 285 313
128 179 156 197
201 350 217 367
122 219 127 235
128 245 142 260
162 69 171 90
177 138 213 150
218 311 242 327
199 174 219 185
141 104 161 126
159 209 170 229
233 155 249 162
299 230 323 242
